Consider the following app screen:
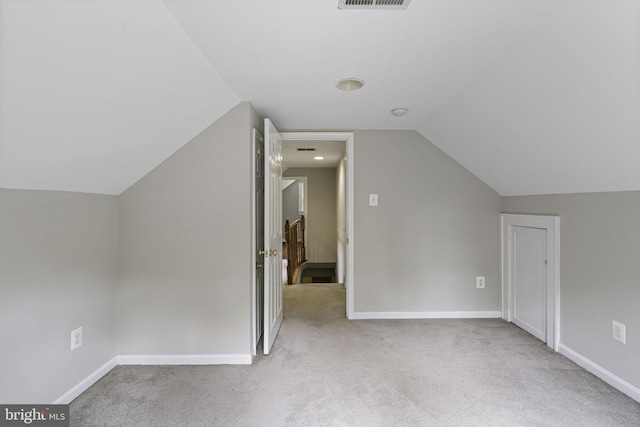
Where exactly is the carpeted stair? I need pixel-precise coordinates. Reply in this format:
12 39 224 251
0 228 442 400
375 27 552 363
300 262 336 283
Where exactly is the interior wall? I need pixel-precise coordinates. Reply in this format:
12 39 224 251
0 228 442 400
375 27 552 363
117 101 257 356
282 180 301 224
0 189 118 403
353 130 502 313
284 168 337 263
502 191 640 393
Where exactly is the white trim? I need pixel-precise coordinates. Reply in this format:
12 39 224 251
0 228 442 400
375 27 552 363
53 353 252 404
346 134 355 319
53 356 118 404
501 214 560 351
280 132 355 319
349 311 502 320
559 344 640 403
117 354 252 365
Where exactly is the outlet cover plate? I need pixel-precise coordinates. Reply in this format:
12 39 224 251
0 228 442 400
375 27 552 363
476 276 485 289
612 320 626 344
71 327 83 351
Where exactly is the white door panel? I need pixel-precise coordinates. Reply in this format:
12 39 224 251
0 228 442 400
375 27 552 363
263 119 283 355
512 226 547 341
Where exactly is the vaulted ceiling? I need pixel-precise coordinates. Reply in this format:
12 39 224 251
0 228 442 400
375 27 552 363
1 0 638 196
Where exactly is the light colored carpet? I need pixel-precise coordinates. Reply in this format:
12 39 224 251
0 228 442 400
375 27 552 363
71 284 640 426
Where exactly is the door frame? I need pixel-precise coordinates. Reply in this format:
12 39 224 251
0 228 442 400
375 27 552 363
501 214 560 351
280 132 355 318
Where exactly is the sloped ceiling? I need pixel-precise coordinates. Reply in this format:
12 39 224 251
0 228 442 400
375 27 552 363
0 0 239 195
1 0 638 196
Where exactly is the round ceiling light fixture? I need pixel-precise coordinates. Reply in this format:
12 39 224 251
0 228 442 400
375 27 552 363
336 78 365 91
391 108 409 116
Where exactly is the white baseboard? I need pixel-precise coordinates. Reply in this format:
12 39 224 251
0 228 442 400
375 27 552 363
349 311 502 320
558 343 640 403
54 353 252 404
54 356 118 404
118 354 252 365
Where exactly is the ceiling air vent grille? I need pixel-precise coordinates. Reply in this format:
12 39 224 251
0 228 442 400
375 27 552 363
339 0 410 9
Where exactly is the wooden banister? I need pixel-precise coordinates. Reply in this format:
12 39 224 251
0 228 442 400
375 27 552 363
284 215 306 284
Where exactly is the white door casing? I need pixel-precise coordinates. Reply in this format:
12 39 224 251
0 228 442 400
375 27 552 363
501 214 560 350
263 119 284 355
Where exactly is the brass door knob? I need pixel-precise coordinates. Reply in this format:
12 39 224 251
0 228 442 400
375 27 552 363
258 250 268 256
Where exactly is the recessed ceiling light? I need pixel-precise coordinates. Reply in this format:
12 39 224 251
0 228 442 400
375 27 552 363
336 78 364 91
314 156 325 160
391 108 408 116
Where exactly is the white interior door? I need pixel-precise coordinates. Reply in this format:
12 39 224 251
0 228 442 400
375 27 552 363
502 214 560 350
263 119 283 354
511 225 547 341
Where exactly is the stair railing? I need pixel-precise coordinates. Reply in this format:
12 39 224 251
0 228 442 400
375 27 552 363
284 215 306 284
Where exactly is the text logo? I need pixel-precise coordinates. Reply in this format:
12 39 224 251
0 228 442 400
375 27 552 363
1 405 68 427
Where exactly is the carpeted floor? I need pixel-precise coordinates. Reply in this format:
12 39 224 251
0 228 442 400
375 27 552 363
70 284 640 426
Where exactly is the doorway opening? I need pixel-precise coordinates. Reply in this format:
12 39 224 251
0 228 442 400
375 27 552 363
281 132 354 314
251 129 355 355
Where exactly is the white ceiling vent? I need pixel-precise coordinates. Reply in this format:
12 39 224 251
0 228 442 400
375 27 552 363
339 0 411 10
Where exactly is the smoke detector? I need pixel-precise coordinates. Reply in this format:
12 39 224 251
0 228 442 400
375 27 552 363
339 0 411 10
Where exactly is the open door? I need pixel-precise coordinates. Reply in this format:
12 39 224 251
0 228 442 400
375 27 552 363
263 118 283 354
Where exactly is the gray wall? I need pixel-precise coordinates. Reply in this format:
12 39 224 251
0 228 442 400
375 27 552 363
0 189 118 403
503 191 640 390
353 130 502 313
117 102 258 355
7 107 636 403
282 180 301 224
284 168 337 263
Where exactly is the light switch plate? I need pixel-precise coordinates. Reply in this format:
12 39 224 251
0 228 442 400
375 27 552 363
369 194 378 206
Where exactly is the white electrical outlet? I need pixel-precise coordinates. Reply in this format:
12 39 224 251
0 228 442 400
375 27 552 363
476 276 485 289
71 327 83 351
612 320 626 344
